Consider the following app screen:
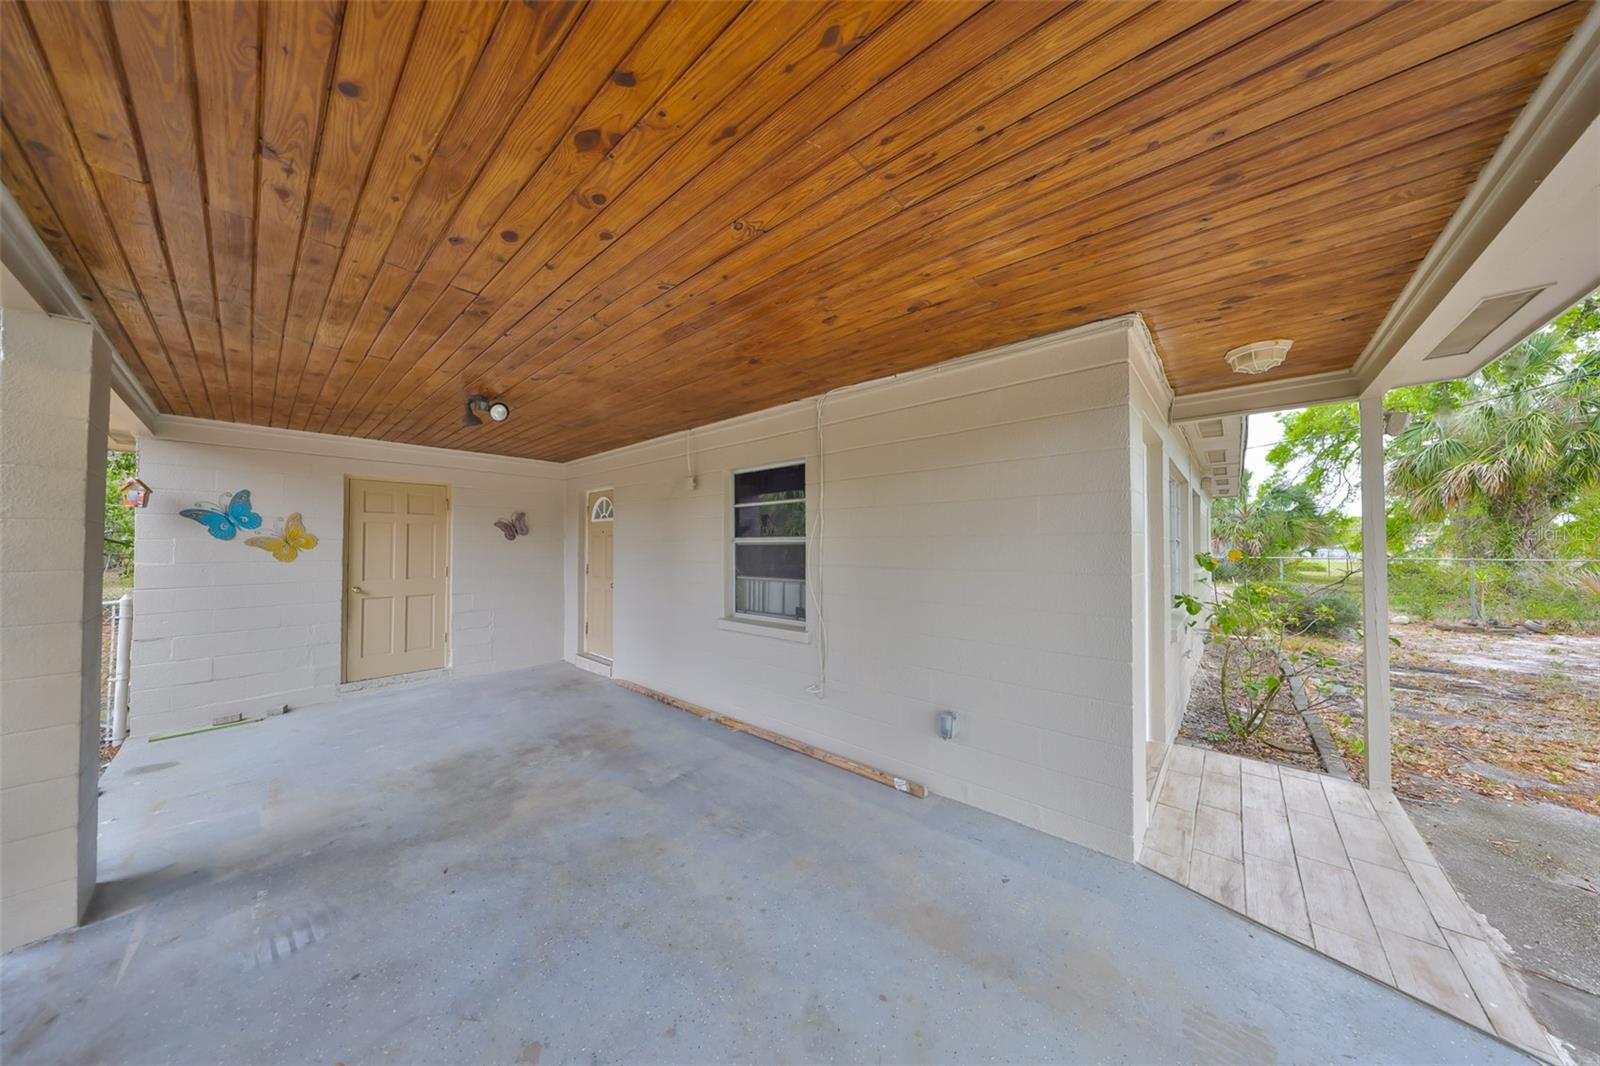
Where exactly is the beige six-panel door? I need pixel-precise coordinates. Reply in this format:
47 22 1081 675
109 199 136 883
344 478 451 683
584 490 614 660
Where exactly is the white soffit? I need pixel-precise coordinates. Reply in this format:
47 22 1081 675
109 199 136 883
1368 113 1600 395
1181 415 1246 498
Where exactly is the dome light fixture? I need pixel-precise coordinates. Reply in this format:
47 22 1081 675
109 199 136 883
463 395 511 427
1225 339 1293 375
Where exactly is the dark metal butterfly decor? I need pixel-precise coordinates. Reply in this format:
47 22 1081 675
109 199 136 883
494 511 529 541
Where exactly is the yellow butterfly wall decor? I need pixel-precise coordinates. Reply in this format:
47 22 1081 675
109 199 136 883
245 513 319 563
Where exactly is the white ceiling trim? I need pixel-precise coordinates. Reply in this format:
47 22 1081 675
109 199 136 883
0 184 162 434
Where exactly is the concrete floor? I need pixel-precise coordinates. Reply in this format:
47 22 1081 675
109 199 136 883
1409 793 1600 1065
2 666 1531 1065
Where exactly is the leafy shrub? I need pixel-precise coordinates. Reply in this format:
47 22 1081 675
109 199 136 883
1282 584 1362 637
1175 555 1338 740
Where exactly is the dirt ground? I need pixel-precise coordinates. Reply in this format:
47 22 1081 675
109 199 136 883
1177 623 1600 1062
1177 641 1324 772
1309 624 1600 814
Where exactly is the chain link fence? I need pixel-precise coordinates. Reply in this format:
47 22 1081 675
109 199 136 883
1253 556 1600 629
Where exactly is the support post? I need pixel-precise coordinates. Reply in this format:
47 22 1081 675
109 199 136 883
0 306 107 950
1358 394 1392 795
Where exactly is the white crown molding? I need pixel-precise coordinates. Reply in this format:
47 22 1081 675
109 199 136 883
153 415 567 478
1124 312 1175 416
1169 368 1362 423
1351 3 1600 392
566 315 1157 472
0 185 162 432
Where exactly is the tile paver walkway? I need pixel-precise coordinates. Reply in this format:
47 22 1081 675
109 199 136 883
1142 745 1556 1060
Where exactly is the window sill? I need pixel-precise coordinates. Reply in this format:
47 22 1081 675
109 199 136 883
717 616 812 643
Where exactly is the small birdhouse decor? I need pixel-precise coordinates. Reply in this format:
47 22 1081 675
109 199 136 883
120 479 152 508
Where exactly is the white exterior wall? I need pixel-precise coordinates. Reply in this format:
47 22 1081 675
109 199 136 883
131 424 565 737
1128 357 1210 752
119 317 1214 862
563 322 1160 859
0 306 107 950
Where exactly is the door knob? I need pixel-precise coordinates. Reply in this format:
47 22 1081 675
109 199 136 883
350 585 364 594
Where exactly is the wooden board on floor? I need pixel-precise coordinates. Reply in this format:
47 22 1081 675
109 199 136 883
616 678 929 799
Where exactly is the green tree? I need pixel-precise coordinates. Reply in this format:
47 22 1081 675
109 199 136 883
1266 289 1600 558
1210 472 1345 574
1388 328 1600 558
104 450 137 579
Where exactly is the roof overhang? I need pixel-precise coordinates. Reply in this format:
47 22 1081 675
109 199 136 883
1172 2 1600 423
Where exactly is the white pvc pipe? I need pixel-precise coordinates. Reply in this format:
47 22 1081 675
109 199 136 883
111 591 132 743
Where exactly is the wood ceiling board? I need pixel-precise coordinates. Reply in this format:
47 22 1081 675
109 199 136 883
1 0 1586 460
370 0 945 439
413 0 1433 451
0 120 162 407
0 3 195 414
319 0 668 438
460 12 1548 454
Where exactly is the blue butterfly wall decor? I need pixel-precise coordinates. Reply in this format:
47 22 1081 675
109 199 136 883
179 490 263 540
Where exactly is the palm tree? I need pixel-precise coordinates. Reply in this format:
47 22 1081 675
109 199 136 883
1388 329 1600 558
1212 473 1344 573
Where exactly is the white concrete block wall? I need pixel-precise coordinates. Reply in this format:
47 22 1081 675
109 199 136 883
564 322 1162 859
0 307 107 951
1128 364 1210 749
112 316 1214 863
130 426 564 737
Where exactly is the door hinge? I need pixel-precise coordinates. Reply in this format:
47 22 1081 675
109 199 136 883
584 621 589 634
444 630 449 643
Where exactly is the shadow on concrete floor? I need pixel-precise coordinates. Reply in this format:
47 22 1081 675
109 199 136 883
1408 793 1600 1065
4 665 1533 1065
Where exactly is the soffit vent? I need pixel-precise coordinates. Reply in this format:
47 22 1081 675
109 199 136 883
1425 286 1548 360
1198 419 1226 439
1206 449 1228 463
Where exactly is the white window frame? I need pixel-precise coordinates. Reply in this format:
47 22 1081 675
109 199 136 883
1169 473 1187 598
729 459 807 629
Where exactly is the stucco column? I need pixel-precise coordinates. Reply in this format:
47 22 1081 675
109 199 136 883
1358 394 1392 795
0 306 107 951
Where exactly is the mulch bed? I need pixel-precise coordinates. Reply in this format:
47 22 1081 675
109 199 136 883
1176 641 1322 772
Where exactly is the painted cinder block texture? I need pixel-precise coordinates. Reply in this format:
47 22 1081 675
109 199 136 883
0 307 106 951
561 321 1197 860
123 319 1211 863
132 430 565 738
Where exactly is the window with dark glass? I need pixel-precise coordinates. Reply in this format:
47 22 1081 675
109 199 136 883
732 463 805 622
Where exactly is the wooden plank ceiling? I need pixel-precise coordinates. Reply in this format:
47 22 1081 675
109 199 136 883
1 1 1586 460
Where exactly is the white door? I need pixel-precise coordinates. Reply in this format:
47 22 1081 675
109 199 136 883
584 491 613 660
344 478 450 682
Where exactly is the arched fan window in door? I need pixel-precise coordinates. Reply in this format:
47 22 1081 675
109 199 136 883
590 495 614 522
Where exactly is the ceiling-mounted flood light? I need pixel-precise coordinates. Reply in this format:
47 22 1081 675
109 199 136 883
463 395 511 427
1225 339 1293 375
